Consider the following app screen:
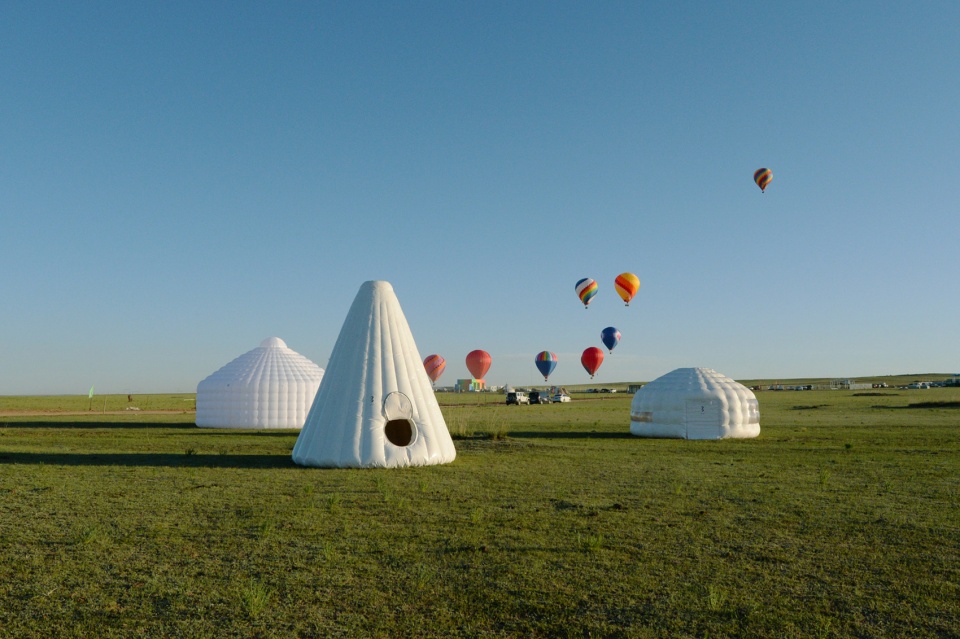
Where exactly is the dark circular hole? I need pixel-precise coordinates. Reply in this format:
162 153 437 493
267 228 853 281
384 419 415 447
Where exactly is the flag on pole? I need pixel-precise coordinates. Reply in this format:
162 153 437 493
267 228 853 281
88 385 94 399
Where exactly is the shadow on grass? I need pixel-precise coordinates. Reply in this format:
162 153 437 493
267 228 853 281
509 431 635 439
0 452 298 468
873 401 960 410
0 421 298 435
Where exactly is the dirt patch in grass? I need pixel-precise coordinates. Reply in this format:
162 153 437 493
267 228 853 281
789 404 829 410
853 392 899 397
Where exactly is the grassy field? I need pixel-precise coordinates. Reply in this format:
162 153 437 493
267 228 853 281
0 385 958 637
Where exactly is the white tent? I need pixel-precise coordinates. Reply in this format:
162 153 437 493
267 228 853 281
196 337 324 429
292 280 457 468
630 367 760 439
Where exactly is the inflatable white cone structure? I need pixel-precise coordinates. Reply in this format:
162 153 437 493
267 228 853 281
196 337 324 429
292 281 457 468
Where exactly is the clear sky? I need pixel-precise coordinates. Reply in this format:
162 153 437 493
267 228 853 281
2 1 958 395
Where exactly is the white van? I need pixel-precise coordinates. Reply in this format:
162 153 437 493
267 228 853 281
506 391 530 405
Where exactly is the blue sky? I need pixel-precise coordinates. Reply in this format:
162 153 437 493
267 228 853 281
2 1 958 394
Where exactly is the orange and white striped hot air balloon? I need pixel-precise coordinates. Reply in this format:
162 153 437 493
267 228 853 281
423 354 446 385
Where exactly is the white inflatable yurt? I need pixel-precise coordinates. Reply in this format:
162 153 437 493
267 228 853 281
292 281 456 468
196 337 324 429
630 368 760 439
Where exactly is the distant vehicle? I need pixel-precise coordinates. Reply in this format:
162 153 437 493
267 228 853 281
528 391 550 404
907 382 930 390
506 391 529 405
551 393 572 403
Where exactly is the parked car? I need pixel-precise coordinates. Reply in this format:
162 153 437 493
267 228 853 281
506 391 529 405
528 391 550 404
551 393 572 403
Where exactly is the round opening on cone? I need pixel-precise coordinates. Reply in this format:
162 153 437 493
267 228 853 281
385 419 416 447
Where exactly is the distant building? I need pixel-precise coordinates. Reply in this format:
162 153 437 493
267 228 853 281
829 379 872 390
455 378 486 392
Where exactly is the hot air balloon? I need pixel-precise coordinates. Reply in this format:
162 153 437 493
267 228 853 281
423 354 446 384
754 168 772 193
600 327 621 353
575 278 598 309
614 273 640 306
466 350 491 380
534 351 558 381
581 347 604 378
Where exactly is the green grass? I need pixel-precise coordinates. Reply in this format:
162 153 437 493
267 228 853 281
0 387 958 637
0 393 197 413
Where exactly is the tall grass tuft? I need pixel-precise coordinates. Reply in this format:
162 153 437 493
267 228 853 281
577 533 603 553
705 584 726 611
326 493 343 514
445 411 469 438
257 518 275 540
318 542 334 562
239 580 272 618
74 525 103 545
483 414 509 440
818 468 831 488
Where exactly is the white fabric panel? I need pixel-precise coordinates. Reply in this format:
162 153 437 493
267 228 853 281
292 281 457 468
629 367 760 439
196 337 324 429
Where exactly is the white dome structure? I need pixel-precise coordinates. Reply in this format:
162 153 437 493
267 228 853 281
196 337 324 429
292 281 456 468
630 368 760 439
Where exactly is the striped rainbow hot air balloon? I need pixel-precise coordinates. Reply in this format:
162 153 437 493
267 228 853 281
534 351 558 381
754 168 773 193
575 278 598 309
614 273 640 306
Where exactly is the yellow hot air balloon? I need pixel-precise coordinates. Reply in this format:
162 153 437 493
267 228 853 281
614 273 640 306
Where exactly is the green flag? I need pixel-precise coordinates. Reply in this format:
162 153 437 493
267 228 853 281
88 385 94 399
